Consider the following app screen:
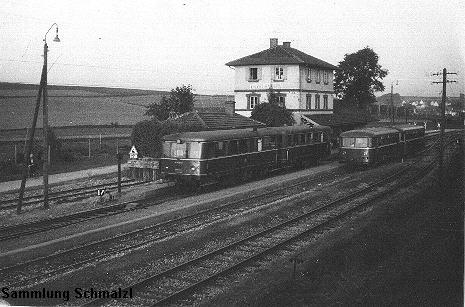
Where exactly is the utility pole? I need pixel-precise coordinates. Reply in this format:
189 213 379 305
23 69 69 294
17 24 60 214
17 68 45 213
390 83 394 124
432 68 457 190
390 80 398 124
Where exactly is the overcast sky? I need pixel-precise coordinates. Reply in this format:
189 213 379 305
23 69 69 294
1 0 464 96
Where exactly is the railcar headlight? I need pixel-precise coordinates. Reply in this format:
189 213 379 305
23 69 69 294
190 162 199 172
362 150 369 156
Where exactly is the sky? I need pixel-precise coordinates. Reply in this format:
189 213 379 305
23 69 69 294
1 0 464 97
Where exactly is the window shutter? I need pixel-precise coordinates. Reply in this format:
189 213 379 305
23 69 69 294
283 67 287 80
258 67 262 80
245 68 249 81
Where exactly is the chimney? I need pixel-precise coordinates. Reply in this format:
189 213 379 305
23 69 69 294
270 38 278 48
224 100 236 115
283 41 291 48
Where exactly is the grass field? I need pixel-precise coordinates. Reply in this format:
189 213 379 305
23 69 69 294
0 82 232 178
0 82 233 130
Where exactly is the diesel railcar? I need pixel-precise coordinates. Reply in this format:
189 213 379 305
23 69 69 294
338 124 425 165
392 124 426 156
160 125 331 185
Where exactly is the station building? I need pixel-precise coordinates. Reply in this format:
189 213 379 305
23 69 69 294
226 38 339 125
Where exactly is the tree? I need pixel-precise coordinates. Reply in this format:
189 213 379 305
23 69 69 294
146 85 195 120
131 119 202 158
334 47 388 108
250 87 295 127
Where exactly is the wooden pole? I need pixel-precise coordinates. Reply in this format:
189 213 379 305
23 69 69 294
439 68 446 190
17 66 46 213
390 83 394 124
117 153 122 194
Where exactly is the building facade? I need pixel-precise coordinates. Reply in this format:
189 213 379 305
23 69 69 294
226 38 338 125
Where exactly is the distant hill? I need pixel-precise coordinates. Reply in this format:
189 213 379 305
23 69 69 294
0 82 233 129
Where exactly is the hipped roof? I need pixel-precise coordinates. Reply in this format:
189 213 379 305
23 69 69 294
226 45 338 70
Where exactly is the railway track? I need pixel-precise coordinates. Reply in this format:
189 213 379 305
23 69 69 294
0 179 143 211
0 132 448 242
0 135 452 289
0 134 458 299
83 142 444 306
0 185 177 241
0 167 349 288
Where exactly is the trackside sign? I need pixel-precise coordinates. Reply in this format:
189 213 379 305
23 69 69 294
129 146 138 159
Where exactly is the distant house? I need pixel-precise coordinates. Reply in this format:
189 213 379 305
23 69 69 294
226 38 339 125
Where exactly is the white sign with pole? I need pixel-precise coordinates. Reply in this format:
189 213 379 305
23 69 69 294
129 145 138 159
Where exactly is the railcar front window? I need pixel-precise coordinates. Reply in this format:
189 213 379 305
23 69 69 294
342 137 355 147
187 142 201 159
354 138 368 148
162 142 172 157
171 143 186 158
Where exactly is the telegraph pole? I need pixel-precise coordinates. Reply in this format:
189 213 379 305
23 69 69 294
432 68 457 190
17 68 45 213
390 80 398 124
390 83 394 124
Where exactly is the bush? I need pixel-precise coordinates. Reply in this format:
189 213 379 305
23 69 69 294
131 119 203 158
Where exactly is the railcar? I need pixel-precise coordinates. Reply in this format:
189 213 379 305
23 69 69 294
160 125 331 185
339 127 402 165
338 124 425 165
392 124 425 157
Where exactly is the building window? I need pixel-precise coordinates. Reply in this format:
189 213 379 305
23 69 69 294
249 67 258 81
274 66 284 81
315 94 320 109
277 96 285 108
306 94 312 109
323 95 328 109
248 95 260 109
323 71 329 84
306 68 312 82
316 70 321 84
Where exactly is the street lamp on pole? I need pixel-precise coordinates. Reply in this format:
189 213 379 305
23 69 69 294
42 23 60 209
16 23 60 213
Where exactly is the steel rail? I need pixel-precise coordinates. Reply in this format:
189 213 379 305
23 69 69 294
0 185 175 241
152 158 438 307
0 167 347 287
0 133 455 293
0 179 141 211
83 145 443 306
0 134 448 286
